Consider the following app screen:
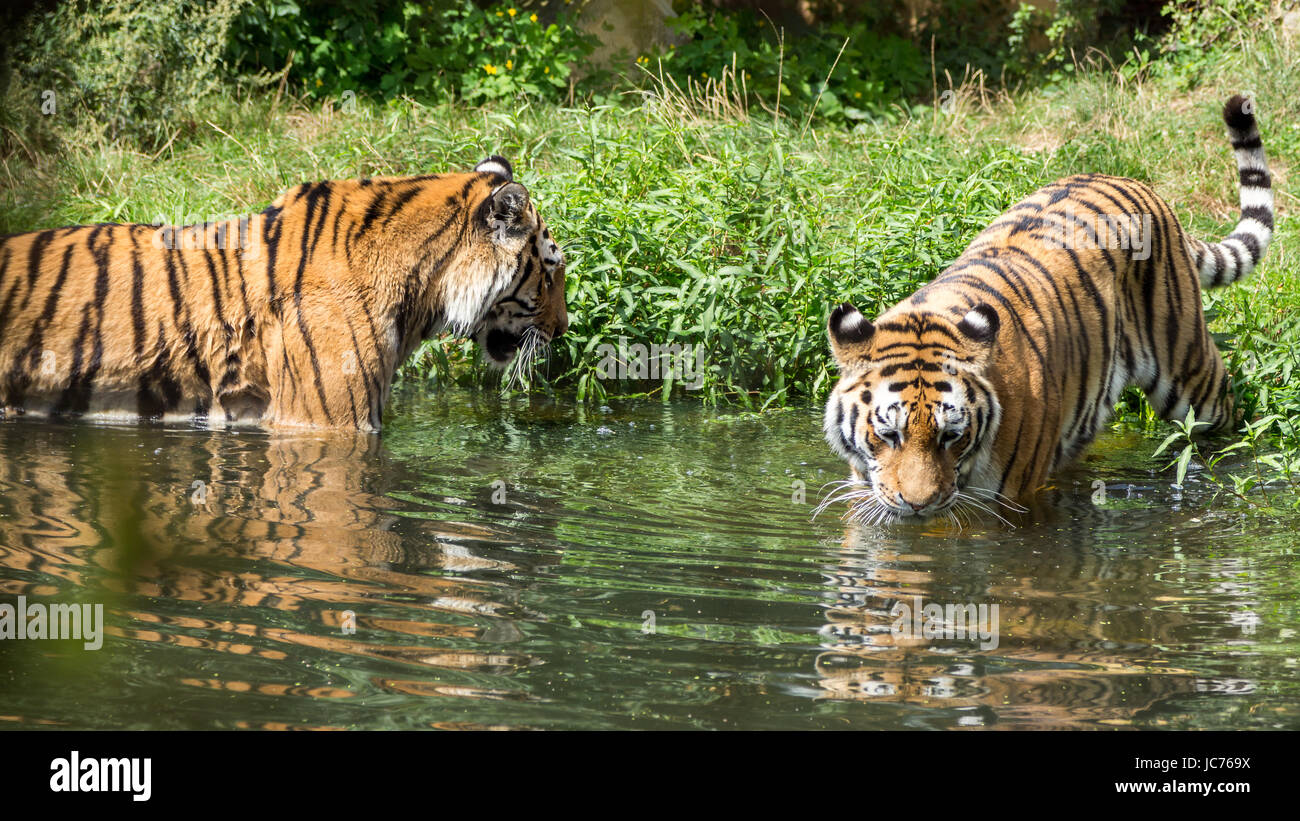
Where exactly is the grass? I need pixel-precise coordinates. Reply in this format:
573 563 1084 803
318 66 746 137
1 15 1298 502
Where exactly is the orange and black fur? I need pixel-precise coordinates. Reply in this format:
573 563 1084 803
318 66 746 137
823 96 1274 523
0 156 568 430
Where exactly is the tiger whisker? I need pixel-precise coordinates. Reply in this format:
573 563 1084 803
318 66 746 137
501 327 546 394
952 491 1017 528
818 490 878 513
812 482 875 519
966 485 1029 513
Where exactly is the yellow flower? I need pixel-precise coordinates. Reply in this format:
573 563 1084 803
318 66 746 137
484 64 497 74
854 91 861 98
315 77 322 87
530 13 538 22
505 60 513 70
496 10 503 16
508 7 516 16
544 66 550 73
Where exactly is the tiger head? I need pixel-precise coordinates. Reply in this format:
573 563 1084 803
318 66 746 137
456 156 569 367
823 301 1003 521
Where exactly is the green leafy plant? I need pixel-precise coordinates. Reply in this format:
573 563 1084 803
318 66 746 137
1152 407 1214 488
640 6 928 126
4 0 249 150
226 1 597 103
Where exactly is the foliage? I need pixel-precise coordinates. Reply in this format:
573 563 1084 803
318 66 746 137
642 6 929 124
3 0 250 151
226 0 598 103
1162 0 1280 48
1000 0 1149 84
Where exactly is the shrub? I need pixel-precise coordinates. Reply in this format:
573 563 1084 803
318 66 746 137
226 0 598 103
641 6 929 125
3 0 249 151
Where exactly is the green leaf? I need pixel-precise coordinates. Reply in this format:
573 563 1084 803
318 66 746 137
1175 445 1194 487
1152 431 1182 459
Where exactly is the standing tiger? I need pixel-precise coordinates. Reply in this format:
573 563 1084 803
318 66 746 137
823 95 1274 523
0 156 567 431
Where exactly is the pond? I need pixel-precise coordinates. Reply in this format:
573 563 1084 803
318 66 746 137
1 388 1297 730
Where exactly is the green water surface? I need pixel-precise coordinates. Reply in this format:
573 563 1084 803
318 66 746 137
1 388 1297 729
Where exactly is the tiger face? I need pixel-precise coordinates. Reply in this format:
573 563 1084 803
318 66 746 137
823 302 1003 521
463 157 569 367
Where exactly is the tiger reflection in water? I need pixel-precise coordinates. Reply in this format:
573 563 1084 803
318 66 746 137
0 426 543 714
815 515 1254 728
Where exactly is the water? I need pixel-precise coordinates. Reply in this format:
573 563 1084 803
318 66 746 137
1 387 1297 730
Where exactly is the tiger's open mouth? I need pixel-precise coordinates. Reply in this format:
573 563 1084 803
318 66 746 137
485 328 523 364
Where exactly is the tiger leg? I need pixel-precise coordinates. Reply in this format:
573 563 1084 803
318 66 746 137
1119 188 1238 436
1143 322 1236 434
262 296 390 431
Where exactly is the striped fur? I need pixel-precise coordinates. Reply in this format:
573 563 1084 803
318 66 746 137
823 95 1274 521
0 155 568 430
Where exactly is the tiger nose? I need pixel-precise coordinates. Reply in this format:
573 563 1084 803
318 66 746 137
901 491 941 511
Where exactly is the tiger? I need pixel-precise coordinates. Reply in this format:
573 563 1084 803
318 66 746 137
822 95 1274 524
0 155 568 431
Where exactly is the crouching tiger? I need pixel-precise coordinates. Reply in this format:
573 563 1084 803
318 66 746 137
823 95 1274 523
0 156 567 430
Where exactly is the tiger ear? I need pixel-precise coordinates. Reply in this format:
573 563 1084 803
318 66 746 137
828 302 874 366
485 181 532 241
956 304 999 345
475 155 513 181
